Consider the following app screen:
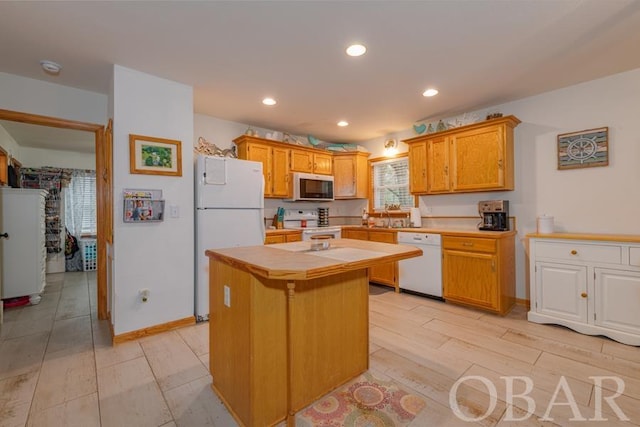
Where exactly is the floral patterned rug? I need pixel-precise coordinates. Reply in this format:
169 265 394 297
296 371 426 426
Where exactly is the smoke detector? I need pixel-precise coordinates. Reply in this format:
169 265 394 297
40 60 62 75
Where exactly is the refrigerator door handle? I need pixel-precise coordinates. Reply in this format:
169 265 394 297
259 175 265 241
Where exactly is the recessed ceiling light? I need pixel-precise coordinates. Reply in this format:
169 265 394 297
262 97 276 106
346 44 366 57
337 120 349 127
422 88 439 97
40 60 62 75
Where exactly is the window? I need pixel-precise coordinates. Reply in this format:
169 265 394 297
65 171 97 236
371 155 414 211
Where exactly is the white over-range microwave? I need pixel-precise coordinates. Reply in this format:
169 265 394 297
286 172 334 202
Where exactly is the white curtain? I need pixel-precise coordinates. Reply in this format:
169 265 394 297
64 170 95 238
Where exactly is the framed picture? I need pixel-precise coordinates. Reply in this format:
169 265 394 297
129 134 182 176
557 127 608 170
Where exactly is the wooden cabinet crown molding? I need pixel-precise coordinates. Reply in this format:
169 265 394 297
402 115 521 145
233 134 335 156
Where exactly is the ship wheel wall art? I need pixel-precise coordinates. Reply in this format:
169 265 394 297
557 127 609 170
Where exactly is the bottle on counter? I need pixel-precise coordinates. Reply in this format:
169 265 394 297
362 209 368 226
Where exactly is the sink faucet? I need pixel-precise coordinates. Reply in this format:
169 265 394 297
384 207 392 228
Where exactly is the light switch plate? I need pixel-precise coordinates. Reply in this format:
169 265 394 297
169 205 179 218
224 285 230 307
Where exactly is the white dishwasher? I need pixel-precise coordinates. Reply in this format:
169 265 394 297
398 232 443 299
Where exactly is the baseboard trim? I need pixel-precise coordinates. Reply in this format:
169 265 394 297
112 316 196 344
515 298 530 309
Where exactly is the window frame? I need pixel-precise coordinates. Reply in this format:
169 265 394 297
368 153 417 213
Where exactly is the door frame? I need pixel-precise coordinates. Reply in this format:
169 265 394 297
0 108 110 320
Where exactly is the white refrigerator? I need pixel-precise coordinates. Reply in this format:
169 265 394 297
195 155 265 321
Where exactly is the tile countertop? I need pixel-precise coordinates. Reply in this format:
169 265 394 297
526 232 640 243
341 225 517 238
205 238 422 280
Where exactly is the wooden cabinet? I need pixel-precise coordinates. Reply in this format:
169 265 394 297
404 116 520 194
333 152 370 199
528 235 640 345
342 228 368 241
343 228 398 290
408 140 428 194
234 136 290 198
290 148 333 175
368 230 397 288
264 230 302 245
442 233 515 315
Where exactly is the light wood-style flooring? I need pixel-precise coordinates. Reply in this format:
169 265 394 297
1 273 639 426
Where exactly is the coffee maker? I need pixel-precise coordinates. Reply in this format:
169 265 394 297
478 200 509 231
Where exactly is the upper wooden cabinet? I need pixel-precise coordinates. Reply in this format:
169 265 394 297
234 136 290 198
404 116 520 194
333 152 370 199
290 148 333 175
408 141 428 194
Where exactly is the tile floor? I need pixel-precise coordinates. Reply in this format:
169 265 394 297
2 272 640 426
0 272 234 427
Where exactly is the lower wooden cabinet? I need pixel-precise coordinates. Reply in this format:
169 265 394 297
528 235 640 345
264 230 302 244
442 233 515 315
343 228 398 291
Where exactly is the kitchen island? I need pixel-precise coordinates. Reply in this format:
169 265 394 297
205 238 421 427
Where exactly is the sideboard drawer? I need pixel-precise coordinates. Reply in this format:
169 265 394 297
442 236 496 253
536 241 621 264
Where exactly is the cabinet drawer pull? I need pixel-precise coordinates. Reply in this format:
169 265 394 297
570 250 578 255
580 292 588 298
462 242 473 247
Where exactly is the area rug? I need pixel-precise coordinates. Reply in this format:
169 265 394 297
296 371 426 426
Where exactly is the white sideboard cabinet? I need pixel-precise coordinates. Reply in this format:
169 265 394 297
528 233 640 346
1 188 48 304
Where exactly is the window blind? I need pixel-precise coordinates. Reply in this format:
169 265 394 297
79 174 97 235
371 157 413 210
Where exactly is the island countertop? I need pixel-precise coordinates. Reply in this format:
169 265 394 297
205 237 422 281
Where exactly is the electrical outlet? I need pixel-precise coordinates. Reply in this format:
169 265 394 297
169 205 179 218
139 288 150 303
224 285 231 307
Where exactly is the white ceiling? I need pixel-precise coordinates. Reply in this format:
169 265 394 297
2 0 640 151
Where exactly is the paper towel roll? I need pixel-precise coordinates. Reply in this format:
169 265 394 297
537 215 554 234
410 207 422 228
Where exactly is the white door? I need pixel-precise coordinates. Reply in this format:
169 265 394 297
0 195 4 325
536 262 588 323
595 268 640 335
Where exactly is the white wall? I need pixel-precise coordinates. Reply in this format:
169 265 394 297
17 147 95 170
359 67 640 300
111 65 194 335
0 72 107 124
0 125 23 161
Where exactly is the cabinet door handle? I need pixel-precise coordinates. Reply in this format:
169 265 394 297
581 292 588 298
444 165 448 175
498 159 503 169
571 250 578 255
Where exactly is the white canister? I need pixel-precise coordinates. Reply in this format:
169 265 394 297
537 215 554 234
410 207 422 228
